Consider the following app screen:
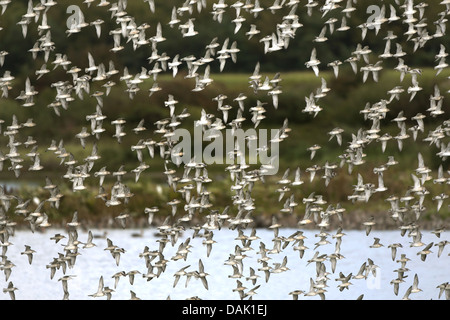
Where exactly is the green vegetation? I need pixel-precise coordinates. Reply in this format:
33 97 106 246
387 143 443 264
0 1 448 229
2 68 448 229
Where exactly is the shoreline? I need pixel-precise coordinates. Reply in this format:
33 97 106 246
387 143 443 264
10 211 449 233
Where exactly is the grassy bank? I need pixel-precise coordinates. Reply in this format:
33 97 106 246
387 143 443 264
1 69 449 230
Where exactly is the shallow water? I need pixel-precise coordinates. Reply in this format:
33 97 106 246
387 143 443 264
0 180 39 190
1 228 448 300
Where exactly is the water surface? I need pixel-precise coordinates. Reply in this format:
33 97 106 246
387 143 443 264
1 228 448 300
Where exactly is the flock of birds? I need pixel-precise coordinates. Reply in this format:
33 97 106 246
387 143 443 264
0 0 449 300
